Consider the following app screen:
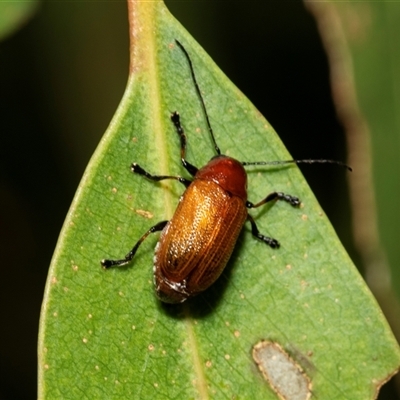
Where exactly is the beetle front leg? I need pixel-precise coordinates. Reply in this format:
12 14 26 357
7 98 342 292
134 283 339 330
131 163 191 188
247 214 280 248
170 111 199 177
101 220 168 269
246 191 300 209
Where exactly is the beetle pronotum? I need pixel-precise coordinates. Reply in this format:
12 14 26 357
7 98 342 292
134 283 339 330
101 40 351 304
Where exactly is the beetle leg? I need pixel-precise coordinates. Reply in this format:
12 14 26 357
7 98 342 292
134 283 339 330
246 192 299 248
101 220 168 269
131 163 191 188
246 192 300 208
170 111 199 177
247 214 280 248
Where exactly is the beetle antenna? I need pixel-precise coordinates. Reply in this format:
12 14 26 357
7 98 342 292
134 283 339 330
175 39 221 156
242 159 352 171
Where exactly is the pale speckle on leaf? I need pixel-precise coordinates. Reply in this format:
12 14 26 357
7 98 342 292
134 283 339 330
136 209 154 219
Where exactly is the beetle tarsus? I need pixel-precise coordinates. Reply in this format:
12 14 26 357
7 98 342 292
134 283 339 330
278 192 300 207
247 214 280 249
101 258 128 269
131 163 146 175
259 236 280 249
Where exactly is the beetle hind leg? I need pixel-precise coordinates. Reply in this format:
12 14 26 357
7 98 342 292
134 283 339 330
101 220 168 269
247 214 280 248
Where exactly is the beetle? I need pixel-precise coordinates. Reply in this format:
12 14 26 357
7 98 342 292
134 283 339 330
101 40 350 303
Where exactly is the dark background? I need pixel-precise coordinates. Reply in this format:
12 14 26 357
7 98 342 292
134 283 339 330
0 1 397 399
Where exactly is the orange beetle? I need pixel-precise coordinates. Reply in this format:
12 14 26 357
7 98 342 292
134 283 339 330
101 40 349 303
152 153 249 303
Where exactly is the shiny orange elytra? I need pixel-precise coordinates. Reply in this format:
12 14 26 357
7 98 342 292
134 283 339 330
101 40 350 303
153 155 249 303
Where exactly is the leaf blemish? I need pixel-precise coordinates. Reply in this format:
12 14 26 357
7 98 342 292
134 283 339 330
252 341 312 400
136 209 154 219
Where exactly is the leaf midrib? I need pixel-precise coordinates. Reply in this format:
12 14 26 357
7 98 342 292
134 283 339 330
146 5 209 399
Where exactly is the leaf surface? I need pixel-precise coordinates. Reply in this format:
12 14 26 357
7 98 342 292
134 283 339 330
38 1 400 399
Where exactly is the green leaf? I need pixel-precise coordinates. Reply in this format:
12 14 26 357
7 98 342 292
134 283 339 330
0 0 38 41
38 1 400 399
305 0 400 386
330 2 400 313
